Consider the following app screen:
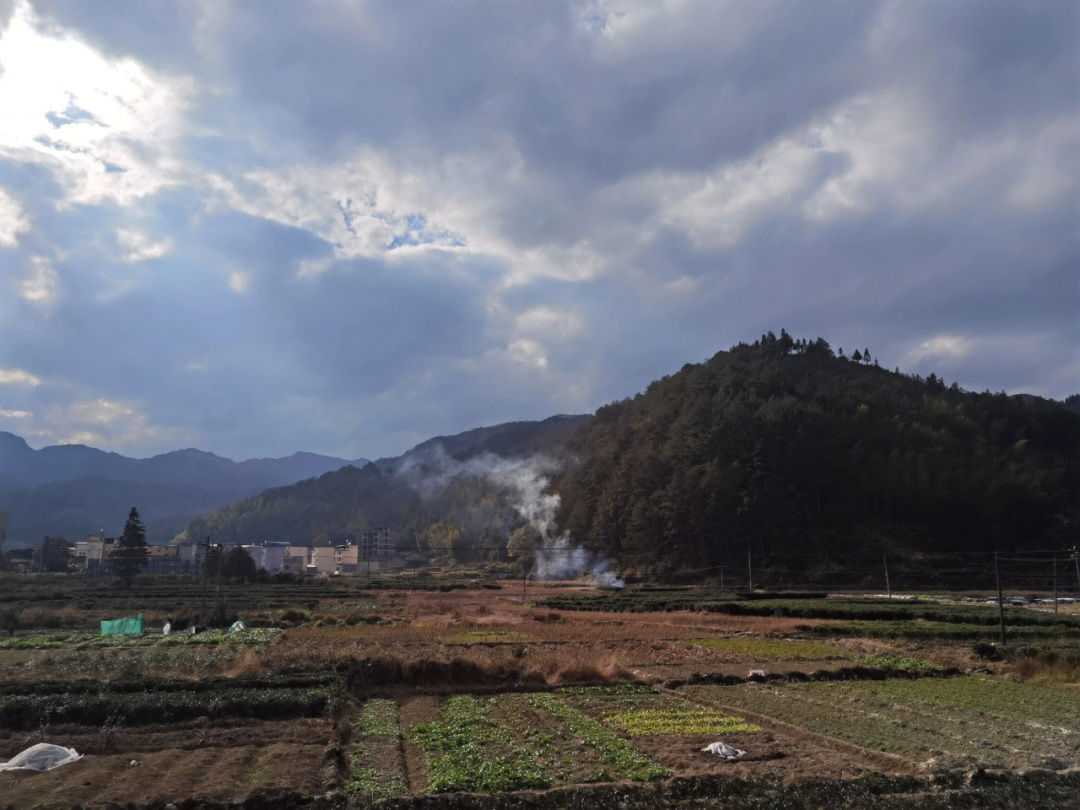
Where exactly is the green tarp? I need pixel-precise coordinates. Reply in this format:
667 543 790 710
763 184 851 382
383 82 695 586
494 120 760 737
100 613 144 636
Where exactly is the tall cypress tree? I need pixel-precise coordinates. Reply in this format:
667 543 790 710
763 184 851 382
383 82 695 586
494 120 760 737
113 507 148 587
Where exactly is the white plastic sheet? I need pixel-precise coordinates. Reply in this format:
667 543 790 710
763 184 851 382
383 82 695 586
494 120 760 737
701 741 744 760
0 743 82 772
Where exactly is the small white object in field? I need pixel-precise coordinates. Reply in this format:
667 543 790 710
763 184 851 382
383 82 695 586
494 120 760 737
0 744 82 771
701 742 744 760
748 669 766 677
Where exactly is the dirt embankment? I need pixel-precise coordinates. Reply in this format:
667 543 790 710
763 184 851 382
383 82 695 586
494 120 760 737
5 771 1080 810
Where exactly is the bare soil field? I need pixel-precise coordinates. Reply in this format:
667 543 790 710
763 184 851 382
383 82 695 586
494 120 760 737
1 742 330 808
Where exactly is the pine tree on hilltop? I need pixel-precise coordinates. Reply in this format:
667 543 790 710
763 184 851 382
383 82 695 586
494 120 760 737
113 507 148 587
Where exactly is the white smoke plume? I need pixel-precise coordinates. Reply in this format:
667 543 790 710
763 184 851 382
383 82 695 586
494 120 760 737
394 446 624 587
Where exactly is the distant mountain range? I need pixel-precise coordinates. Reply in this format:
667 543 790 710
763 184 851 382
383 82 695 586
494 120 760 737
0 433 368 546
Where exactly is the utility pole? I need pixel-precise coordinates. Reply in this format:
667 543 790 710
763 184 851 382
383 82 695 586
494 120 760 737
747 550 753 592
1053 554 1058 614
995 551 1006 646
199 536 210 622
883 556 892 599
1072 547 1080 598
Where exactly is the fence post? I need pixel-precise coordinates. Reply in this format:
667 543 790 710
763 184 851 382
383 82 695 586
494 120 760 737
883 556 892 599
747 550 753 592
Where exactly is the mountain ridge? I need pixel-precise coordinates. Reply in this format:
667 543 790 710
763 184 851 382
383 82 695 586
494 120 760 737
0 434 368 547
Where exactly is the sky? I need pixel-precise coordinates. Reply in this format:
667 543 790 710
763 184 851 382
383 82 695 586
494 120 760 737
0 0 1077 460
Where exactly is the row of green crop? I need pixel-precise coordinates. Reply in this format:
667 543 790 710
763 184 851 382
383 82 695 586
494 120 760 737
805 620 1080 640
349 699 407 800
542 590 1080 629
410 695 551 793
703 599 1080 628
527 693 668 782
541 588 736 613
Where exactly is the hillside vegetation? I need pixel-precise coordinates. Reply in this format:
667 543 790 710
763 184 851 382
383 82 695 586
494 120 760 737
179 415 586 550
554 334 1080 573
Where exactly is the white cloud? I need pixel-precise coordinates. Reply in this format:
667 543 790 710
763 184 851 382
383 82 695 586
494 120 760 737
0 2 194 206
116 228 172 262
215 141 607 285
515 307 584 338
578 0 774 61
0 408 32 419
612 93 1080 252
903 334 976 364
18 255 59 302
901 333 1049 371
506 339 549 369
66 399 136 425
34 397 194 451
0 367 42 386
609 93 925 249
0 186 30 247
228 270 250 293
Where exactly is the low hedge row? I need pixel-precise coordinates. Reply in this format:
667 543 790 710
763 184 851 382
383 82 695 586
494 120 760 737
0 685 334 729
0 672 337 697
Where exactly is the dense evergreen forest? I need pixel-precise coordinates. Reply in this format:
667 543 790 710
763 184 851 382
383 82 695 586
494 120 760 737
554 333 1080 573
181 334 1080 572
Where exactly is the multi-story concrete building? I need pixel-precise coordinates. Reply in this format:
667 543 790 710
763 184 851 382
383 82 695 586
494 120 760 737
309 546 336 575
147 544 185 573
175 541 204 573
261 543 288 572
242 544 266 570
281 546 307 573
359 527 394 560
335 544 359 574
74 535 116 573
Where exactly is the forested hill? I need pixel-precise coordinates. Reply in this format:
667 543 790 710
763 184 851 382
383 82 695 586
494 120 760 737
554 335 1080 573
181 336 1079 567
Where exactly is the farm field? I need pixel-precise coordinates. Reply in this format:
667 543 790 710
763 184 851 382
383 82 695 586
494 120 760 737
684 676 1080 770
1 577 1079 809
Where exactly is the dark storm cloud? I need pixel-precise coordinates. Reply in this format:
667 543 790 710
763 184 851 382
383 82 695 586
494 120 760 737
0 0 1075 458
